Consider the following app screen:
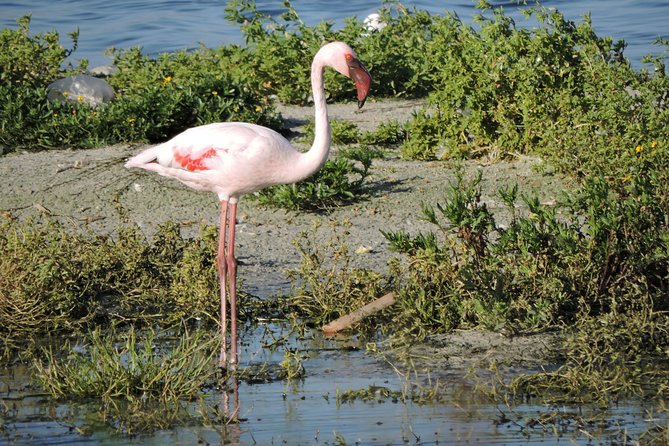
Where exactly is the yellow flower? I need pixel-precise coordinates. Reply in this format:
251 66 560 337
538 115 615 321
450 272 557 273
255 105 262 113
212 90 218 96
162 76 173 87
623 174 631 182
651 140 657 148
77 94 84 102
63 91 69 97
635 144 644 153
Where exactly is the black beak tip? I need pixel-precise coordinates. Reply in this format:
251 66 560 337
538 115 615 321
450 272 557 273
358 99 366 109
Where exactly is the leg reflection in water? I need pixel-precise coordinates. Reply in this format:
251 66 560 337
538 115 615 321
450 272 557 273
219 376 242 445
223 378 240 423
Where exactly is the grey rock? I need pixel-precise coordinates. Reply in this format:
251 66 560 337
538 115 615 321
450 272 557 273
89 64 118 77
47 74 115 108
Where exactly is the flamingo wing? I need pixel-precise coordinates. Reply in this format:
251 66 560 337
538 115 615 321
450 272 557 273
126 122 295 200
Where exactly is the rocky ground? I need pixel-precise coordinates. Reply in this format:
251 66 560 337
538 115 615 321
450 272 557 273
0 98 568 369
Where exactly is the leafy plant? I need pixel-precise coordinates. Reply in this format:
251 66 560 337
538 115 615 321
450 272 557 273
0 15 83 88
361 119 407 146
384 165 668 335
301 117 361 146
396 4 669 178
0 18 279 151
224 0 454 103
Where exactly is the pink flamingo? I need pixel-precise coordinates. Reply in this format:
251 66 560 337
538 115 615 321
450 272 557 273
125 41 371 369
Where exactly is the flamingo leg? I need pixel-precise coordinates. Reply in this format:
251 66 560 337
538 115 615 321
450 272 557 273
217 200 239 370
217 201 229 368
226 202 239 369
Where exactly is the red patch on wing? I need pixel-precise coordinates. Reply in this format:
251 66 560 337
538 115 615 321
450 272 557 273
174 147 218 171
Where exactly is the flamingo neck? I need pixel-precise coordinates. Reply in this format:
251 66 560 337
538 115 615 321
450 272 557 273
294 56 330 180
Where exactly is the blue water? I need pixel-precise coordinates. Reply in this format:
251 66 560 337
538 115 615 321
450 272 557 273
0 1 667 69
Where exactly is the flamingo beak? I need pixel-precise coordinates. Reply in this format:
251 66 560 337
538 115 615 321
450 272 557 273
347 57 372 108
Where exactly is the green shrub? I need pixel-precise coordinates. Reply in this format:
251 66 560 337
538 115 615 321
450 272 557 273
0 216 225 357
0 15 82 88
301 117 362 145
0 2 473 151
398 4 669 175
360 119 407 146
384 167 669 337
224 1 452 103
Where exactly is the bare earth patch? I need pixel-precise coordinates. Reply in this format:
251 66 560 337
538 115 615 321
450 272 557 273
405 329 563 374
0 98 568 368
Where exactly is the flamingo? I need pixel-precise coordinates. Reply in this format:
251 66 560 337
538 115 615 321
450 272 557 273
125 41 372 370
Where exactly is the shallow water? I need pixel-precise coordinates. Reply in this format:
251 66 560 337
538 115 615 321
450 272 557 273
0 0 667 69
1 324 664 445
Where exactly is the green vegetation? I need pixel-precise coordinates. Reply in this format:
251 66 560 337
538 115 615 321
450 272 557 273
396 4 669 183
1 0 668 442
383 167 668 336
286 219 389 326
0 218 220 353
382 167 668 404
35 326 220 433
36 326 217 402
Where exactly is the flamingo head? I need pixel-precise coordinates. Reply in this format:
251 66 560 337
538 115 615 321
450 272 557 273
317 41 372 108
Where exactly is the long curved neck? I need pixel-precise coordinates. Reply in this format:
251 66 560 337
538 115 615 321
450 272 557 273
294 55 330 181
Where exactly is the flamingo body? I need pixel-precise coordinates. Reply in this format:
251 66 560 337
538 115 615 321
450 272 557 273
125 41 371 370
126 122 305 202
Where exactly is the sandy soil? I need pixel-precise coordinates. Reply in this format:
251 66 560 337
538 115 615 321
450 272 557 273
0 98 567 368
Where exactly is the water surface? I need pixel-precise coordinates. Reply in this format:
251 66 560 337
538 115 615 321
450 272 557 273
1 324 664 445
0 1 667 69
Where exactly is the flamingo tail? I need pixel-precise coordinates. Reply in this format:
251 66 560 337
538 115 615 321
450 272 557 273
125 144 168 168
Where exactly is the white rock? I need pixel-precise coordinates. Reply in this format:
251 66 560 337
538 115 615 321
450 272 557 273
364 13 387 32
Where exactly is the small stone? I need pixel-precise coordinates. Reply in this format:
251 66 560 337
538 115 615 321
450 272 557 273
88 64 118 77
355 245 373 254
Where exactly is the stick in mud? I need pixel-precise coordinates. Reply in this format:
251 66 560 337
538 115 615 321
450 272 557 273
322 292 396 335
